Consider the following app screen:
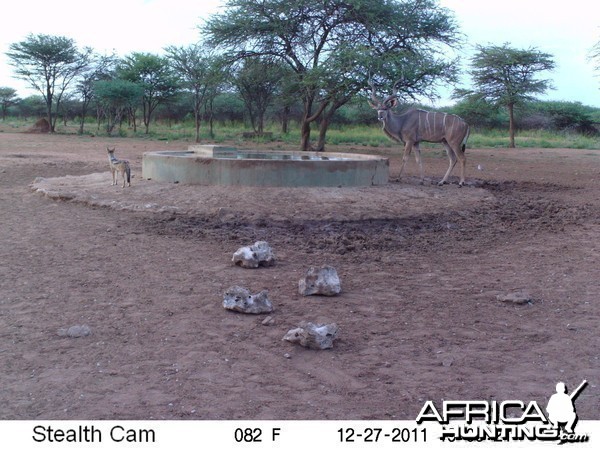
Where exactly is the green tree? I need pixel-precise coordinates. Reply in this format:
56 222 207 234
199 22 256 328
456 43 555 148
6 34 93 132
528 100 597 134
0 87 20 120
165 45 220 142
449 97 506 129
118 53 179 134
94 79 143 135
15 95 46 118
204 0 460 151
74 54 119 134
233 57 287 134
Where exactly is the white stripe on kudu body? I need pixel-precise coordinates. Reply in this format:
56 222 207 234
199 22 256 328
369 85 470 186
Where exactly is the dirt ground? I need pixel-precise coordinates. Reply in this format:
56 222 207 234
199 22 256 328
0 130 598 421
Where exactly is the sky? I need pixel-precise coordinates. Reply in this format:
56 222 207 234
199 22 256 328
1 0 599 106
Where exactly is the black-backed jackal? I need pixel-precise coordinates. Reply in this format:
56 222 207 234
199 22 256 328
107 147 131 188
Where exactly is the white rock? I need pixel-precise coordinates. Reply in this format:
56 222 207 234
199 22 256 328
283 322 339 350
232 241 275 268
223 286 274 314
232 246 258 268
298 265 341 296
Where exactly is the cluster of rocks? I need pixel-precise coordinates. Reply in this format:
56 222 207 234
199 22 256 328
225 241 340 350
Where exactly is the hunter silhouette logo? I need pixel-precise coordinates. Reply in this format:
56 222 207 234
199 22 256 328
416 380 589 443
546 380 587 435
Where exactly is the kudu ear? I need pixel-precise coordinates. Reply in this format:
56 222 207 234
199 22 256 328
384 97 399 109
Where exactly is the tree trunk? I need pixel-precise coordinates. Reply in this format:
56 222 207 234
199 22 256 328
207 100 215 139
194 97 201 143
300 118 312 151
508 103 516 148
132 109 137 133
281 105 290 134
46 105 53 133
78 110 86 135
96 106 101 132
257 110 265 134
195 111 201 143
46 85 54 133
299 95 332 151
315 116 330 152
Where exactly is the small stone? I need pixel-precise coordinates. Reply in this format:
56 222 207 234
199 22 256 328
223 286 274 314
298 265 341 296
283 353 292 359
261 316 274 326
57 324 92 338
497 291 533 305
283 322 339 350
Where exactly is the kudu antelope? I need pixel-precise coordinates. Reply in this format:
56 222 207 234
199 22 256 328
369 84 470 186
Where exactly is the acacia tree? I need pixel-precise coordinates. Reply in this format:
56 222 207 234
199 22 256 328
204 0 460 151
0 87 19 120
6 34 93 132
456 43 555 148
118 53 179 134
94 79 143 135
74 54 119 134
164 45 221 142
233 57 287 134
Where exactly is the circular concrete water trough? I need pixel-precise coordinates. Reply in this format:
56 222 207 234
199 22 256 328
142 145 389 187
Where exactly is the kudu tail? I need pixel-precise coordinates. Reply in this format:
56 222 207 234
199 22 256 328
461 126 470 153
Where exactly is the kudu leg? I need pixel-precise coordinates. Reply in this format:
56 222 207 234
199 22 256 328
457 149 466 187
439 142 457 186
398 141 413 180
413 143 424 184
439 142 467 187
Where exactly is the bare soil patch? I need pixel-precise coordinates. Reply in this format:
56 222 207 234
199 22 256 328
1 131 598 420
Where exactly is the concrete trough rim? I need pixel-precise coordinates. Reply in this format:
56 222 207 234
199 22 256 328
178 145 385 161
142 145 389 187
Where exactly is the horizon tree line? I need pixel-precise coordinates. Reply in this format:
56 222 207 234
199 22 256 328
2 0 599 148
